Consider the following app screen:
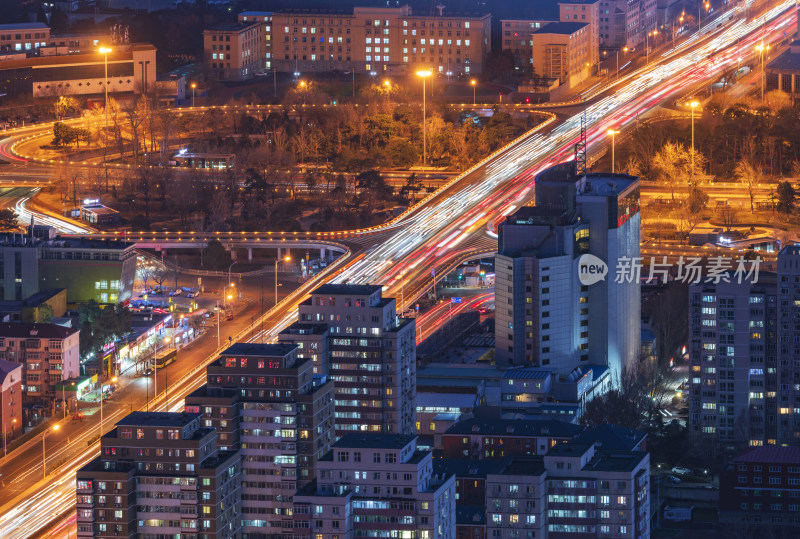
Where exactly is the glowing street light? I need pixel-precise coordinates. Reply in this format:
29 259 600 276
756 43 770 100
687 100 700 177
43 424 60 478
275 255 292 305
607 129 619 173
470 79 477 105
98 46 112 190
190 82 197 108
417 70 432 167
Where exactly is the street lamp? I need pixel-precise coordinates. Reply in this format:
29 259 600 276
470 79 477 105
299 80 307 105
607 129 619 173
62 380 75 419
687 100 700 179
699 1 710 37
99 46 112 191
43 424 60 478
416 70 432 167
646 30 658 64
275 255 291 306
190 82 196 108
756 43 770 101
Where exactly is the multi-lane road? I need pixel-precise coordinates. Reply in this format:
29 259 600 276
0 2 797 536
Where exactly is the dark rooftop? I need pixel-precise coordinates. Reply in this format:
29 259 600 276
279 322 329 336
333 433 416 450
573 424 646 451
767 49 800 72
115 411 201 428
733 446 800 465
205 21 261 32
0 358 20 382
312 284 382 296
496 456 547 477
546 441 593 457
221 342 297 357
0 322 78 340
434 458 506 478
445 418 582 438
533 22 588 34
503 368 551 380
584 450 648 472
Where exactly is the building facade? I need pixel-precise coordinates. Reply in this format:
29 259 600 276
270 5 491 75
688 273 778 449
720 446 800 529
0 322 79 401
293 434 457 539
0 43 156 99
288 283 416 436
558 0 600 66
531 22 592 88
192 342 335 537
203 21 265 81
0 22 50 53
776 245 800 445
238 12 274 72
75 412 241 538
500 20 557 72
494 162 641 378
442 418 582 460
0 235 137 304
0 359 22 445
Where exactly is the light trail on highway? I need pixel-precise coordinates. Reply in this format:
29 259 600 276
0 3 797 537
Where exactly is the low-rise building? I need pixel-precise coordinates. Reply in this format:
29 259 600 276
720 446 800 528
0 42 157 99
293 433 457 538
0 23 50 53
0 322 80 401
75 411 241 538
0 235 137 304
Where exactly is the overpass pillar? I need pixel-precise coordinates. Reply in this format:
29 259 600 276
248 248 253 261
320 248 327 259
230 248 237 261
277 248 282 259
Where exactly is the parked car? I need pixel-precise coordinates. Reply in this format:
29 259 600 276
226 313 234 321
671 466 692 475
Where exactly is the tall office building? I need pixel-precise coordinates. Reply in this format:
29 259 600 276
495 162 640 377
188 342 335 537
285 283 416 436
776 245 800 445
688 273 778 449
292 433 457 538
76 412 241 539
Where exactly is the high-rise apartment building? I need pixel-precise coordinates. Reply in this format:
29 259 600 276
75 412 241 539
776 245 800 445
292 433 457 539
287 283 416 436
688 272 778 449
189 342 335 537
494 162 641 377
